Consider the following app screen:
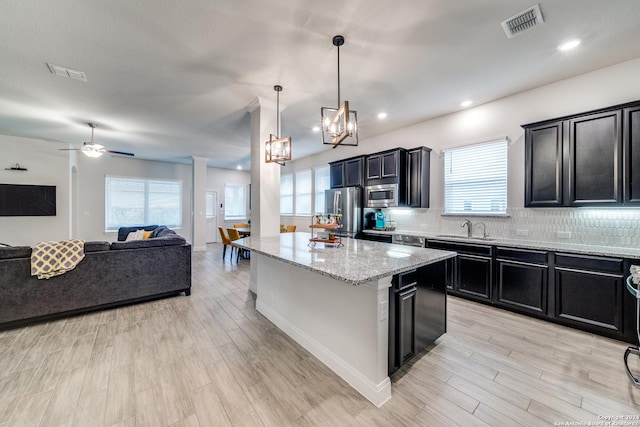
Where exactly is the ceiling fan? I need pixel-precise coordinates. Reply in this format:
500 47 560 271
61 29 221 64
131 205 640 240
59 123 134 158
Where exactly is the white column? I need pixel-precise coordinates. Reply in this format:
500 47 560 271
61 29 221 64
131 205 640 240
191 156 208 251
246 96 283 294
247 97 282 238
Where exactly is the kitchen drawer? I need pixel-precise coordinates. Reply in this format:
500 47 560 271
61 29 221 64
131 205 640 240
392 268 418 291
496 247 548 264
427 240 493 257
555 253 624 274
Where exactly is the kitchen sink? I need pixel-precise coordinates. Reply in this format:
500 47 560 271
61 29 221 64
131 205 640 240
435 234 495 242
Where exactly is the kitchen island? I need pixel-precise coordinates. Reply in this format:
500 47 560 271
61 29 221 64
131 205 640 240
235 232 456 406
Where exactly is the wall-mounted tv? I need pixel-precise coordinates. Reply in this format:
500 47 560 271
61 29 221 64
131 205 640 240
0 184 56 216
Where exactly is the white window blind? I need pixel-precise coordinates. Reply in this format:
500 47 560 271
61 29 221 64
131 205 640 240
224 184 247 221
105 177 182 231
314 165 330 215
443 139 508 215
280 173 293 215
295 169 312 216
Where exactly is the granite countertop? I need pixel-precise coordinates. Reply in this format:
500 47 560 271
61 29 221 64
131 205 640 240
235 232 456 286
361 229 640 259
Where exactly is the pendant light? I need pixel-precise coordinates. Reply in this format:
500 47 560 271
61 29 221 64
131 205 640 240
265 85 292 166
321 35 358 148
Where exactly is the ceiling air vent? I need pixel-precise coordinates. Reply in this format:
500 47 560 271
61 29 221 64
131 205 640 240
501 4 544 39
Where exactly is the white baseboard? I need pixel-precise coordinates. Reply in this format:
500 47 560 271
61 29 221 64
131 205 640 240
257 299 391 407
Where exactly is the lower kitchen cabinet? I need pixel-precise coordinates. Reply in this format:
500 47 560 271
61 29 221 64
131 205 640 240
426 240 492 303
554 253 625 336
388 261 446 375
495 247 548 315
424 238 636 343
458 255 492 301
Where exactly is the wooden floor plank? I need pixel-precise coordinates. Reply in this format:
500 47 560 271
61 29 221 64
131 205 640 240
1 242 639 426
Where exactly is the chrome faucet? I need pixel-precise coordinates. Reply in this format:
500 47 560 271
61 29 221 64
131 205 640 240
475 222 487 239
461 219 472 238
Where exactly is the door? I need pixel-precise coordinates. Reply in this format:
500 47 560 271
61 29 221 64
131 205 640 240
205 191 218 243
397 286 417 365
568 110 622 205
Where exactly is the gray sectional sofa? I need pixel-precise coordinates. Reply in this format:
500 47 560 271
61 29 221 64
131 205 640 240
0 225 191 329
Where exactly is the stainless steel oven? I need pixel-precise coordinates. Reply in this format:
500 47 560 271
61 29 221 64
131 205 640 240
365 184 399 208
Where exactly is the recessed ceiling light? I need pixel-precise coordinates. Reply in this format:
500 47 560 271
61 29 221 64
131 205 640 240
312 126 320 132
377 112 387 119
557 39 581 51
460 100 473 108
236 165 242 170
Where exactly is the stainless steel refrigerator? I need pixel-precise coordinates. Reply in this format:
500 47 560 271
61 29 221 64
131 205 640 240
325 187 362 238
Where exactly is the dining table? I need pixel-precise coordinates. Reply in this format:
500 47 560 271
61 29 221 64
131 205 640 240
236 227 251 237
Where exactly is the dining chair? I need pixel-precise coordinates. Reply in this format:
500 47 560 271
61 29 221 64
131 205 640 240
285 225 297 232
227 228 243 262
233 223 249 229
280 224 286 233
218 227 231 260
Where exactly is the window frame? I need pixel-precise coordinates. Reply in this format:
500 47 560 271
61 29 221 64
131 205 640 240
224 183 248 221
443 139 508 216
105 175 183 232
294 169 313 216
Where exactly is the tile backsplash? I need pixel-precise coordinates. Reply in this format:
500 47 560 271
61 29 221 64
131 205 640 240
385 207 640 248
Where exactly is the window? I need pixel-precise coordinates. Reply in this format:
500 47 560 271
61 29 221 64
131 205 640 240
105 176 182 231
295 169 312 216
280 173 293 215
224 184 247 221
314 165 330 215
443 139 507 215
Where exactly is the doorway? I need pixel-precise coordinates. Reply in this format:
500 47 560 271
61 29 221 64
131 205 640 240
206 191 218 243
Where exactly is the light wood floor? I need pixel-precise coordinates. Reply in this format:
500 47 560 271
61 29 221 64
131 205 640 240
2 243 640 427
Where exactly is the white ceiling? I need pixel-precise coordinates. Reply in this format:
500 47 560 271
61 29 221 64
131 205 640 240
2 0 640 170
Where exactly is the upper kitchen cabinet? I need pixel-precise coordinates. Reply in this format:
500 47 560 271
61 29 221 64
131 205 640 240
567 110 622 206
624 105 640 204
365 148 406 185
523 100 638 207
524 120 565 207
406 147 431 208
329 156 365 188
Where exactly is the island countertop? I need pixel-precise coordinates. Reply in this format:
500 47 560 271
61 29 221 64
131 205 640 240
235 232 456 286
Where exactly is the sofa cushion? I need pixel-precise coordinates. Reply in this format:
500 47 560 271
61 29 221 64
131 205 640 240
117 225 159 242
84 241 111 253
110 235 186 250
0 246 32 260
151 225 168 238
155 228 177 238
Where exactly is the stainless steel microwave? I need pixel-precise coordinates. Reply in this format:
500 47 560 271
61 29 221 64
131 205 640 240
365 184 399 208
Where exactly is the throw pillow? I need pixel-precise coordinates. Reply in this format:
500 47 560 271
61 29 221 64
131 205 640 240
142 231 154 240
125 229 145 241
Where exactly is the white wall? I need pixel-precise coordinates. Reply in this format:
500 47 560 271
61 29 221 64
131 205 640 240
281 57 640 246
0 136 71 246
206 167 251 232
1 135 251 246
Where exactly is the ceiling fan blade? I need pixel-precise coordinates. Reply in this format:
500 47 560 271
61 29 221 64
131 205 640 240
58 148 81 151
104 149 135 157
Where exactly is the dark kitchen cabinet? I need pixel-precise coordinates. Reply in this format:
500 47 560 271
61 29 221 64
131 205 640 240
522 100 639 207
329 156 365 188
366 149 406 185
388 261 447 375
567 110 622 205
495 247 548 315
406 147 431 208
426 240 492 303
554 253 625 337
524 120 565 207
624 105 640 204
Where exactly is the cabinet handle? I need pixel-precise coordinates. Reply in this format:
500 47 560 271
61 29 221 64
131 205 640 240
399 287 417 298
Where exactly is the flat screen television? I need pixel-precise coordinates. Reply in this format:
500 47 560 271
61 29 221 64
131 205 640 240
0 184 56 216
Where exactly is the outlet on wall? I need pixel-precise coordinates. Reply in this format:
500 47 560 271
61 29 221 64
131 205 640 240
557 231 572 239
